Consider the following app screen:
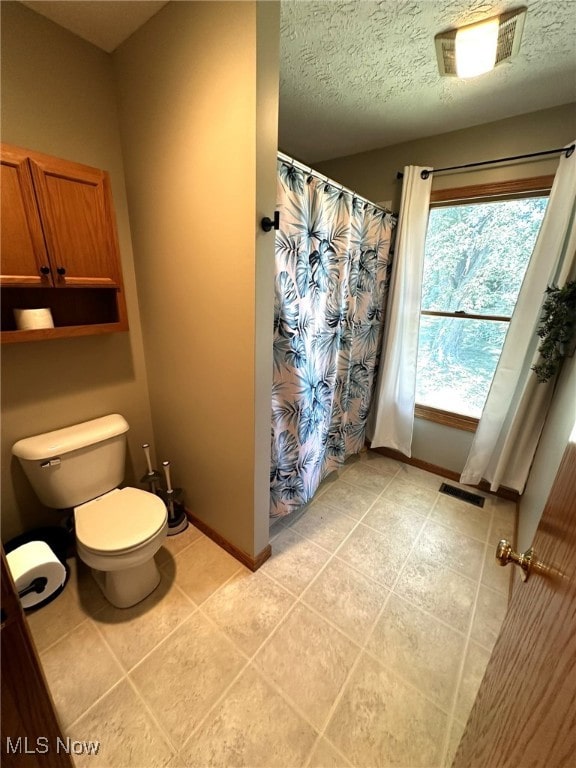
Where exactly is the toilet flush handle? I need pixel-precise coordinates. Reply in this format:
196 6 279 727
40 458 61 468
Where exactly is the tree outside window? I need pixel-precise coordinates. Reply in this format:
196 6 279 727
416 188 549 421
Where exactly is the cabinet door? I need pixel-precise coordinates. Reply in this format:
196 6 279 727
0 146 53 287
29 155 121 288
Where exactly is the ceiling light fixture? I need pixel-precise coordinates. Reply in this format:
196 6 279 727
435 7 527 79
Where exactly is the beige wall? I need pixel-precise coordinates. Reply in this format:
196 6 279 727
254 2 281 552
1 2 155 542
113 1 279 558
518 354 576 551
315 103 576 212
316 103 576 473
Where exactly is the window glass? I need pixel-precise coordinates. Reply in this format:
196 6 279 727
416 195 548 418
422 198 549 316
417 316 508 418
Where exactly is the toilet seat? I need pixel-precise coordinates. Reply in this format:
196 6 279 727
75 487 167 555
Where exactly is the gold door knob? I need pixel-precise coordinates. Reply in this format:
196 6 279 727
495 539 534 582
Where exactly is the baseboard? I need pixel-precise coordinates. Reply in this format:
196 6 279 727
368 446 520 503
184 510 272 572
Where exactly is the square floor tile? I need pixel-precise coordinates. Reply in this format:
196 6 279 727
156 523 203 565
179 665 317 767
92 576 195 671
394 554 477 633
470 584 508 651
336 523 414 588
380 476 439 515
67 680 174 767
291 500 358 552
260 528 330 596
27 556 107 652
130 613 245 748
307 738 352 768
357 450 402 474
326 652 447 768
454 641 491 724
41 621 123 727
431 496 492 543
303 558 388 645
254 603 359 730
489 500 517 543
481 543 512 594
395 463 443 491
339 461 395 494
318 480 380 519
362 499 426 542
367 594 465 710
203 569 295 656
444 718 466 768
411 519 485 581
165 535 243 605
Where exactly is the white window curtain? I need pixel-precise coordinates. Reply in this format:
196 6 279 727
460 143 576 492
367 166 433 454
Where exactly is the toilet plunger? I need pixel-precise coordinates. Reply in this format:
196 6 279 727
140 444 162 495
161 460 188 535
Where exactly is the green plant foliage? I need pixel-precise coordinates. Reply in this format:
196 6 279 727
417 196 549 415
532 281 576 383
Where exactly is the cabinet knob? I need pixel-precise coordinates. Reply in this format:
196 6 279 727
56 267 66 276
40 266 50 275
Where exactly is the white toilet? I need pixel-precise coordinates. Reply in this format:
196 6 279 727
12 414 168 608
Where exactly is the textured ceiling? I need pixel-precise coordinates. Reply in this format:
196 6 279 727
16 1 576 163
279 0 576 162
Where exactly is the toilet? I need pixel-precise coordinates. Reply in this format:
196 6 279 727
12 414 168 608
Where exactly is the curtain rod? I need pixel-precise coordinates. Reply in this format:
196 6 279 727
278 151 393 215
396 144 575 180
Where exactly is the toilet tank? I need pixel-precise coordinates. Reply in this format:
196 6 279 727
12 414 130 509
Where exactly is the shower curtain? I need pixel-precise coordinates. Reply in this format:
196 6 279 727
270 158 396 518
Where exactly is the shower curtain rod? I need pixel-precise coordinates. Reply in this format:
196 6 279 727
396 144 576 180
278 151 393 214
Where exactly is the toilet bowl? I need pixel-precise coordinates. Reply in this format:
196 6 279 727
12 414 168 609
75 487 168 608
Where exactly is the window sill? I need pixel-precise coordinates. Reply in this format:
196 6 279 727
414 404 478 432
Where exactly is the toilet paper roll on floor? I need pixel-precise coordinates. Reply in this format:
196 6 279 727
6 541 66 609
13 308 54 330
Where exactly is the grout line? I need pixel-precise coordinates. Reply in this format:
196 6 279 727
123 675 180 757
438 504 495 768
37 616 92 656
37 454 499 768
65 675 128 731
300 491 443 766
178 596 313 754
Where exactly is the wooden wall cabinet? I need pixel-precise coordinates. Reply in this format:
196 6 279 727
1 144 128 343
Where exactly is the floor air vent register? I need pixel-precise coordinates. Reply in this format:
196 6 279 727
439 483 485 508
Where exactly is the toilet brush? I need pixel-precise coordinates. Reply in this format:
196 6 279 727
140 443 163 495
161 460 188 536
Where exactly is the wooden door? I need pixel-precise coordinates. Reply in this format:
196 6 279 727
453 440 576 767
29 153 121 288
1 550 73 767
0 145 52 287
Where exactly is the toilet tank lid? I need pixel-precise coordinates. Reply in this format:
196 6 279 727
12 414 129 461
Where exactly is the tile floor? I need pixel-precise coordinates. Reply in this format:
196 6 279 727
27 451 515 768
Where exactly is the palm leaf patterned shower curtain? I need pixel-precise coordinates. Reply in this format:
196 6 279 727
271 159 396 518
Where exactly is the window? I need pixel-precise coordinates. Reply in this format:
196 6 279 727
415 177 552 429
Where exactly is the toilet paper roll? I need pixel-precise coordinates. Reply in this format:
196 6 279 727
6 541 66 609
13 308 54 331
